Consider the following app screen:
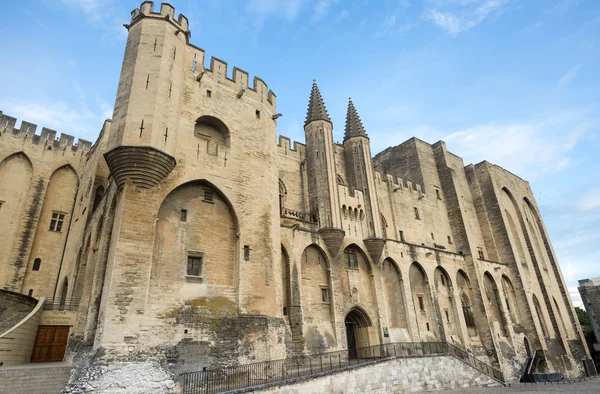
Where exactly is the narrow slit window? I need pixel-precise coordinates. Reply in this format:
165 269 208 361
255 110 261 119
447 236 452 244
435 189 441 200
32 258 41 271
414 207 420 220
418 296 425 311
180 209 187 222
244 245 250 261
445 309 450 323
321 287 329 303
426 322 430 331
399 231 405 242
28 289 33 297
206 90 212 98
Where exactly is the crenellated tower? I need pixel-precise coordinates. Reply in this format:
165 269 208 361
343 99 385 262
304 81 345 256
104 2 189 188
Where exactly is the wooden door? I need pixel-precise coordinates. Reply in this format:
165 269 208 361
355 327 370 358
31 326 70 362
367 326 381 357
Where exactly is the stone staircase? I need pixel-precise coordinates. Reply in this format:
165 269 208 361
0 362 73 394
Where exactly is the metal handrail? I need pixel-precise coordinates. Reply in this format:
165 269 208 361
181 341 504 394
42 297 80 311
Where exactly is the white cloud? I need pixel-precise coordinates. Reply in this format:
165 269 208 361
0 100 105 142
425 0 506 35
557 65 581 87
576 188 600 211
337 9 350 22
312 0 339 22
0 82 110 142
375 15 397 38
54 0 127 41
442 109 598 180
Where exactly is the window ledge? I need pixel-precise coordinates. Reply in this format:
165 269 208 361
345 267 359 271
185 275 204 282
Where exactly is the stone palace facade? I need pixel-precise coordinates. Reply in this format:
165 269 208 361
0 1 593 385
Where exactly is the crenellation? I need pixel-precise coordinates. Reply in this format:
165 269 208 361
277 135 305 159
37 128 57 145
200 56 276 107
0 111 92 153
0 3 592 390
133 2 189 33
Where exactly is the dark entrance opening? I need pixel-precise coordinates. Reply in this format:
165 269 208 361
524 336 532 358
345 307 373 359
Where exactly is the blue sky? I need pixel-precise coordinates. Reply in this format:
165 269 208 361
1 1 598 307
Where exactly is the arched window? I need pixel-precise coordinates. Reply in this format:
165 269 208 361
344 247 358 269
279 179 287 214
92 185 105 212
533 295 549 337
461 293 475 328
32 258 41 271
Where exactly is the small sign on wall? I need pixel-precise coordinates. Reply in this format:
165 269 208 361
40 310 77 326
383 327 389 337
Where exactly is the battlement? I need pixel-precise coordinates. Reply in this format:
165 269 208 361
130 2 189 34
128 3 276 107
277 135 305 160
0 111 92 153
373 171 424 197
189 50 277 107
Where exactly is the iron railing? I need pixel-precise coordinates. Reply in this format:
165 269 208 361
181 341 504 394
42 297 80 311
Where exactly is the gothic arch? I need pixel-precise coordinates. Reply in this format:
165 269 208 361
409 262 436 339
457 270 477 334
434 266 460 343
532 294 549 338
501 275 521 326
92 185 105 212
194 115 231 148
483 271 507 337
281 244 291 317
501 188 529 268
345 305 373 327
343 243 372 273
279 179 287 213
151 180 239 302
381 258 408 336
0 152 34 289
300 244 336 352
22 164 79 297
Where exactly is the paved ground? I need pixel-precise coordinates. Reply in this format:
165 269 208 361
445 378 600 393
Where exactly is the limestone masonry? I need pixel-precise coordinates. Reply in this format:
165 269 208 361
0 1 594 389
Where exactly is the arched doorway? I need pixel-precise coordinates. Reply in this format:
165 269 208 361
345 307 373 359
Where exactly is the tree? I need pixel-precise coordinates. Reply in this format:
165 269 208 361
576 307 590 327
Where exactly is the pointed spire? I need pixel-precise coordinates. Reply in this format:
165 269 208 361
305 80 331 126
344 97 368 141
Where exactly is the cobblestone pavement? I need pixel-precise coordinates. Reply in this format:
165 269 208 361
445 378 600 393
